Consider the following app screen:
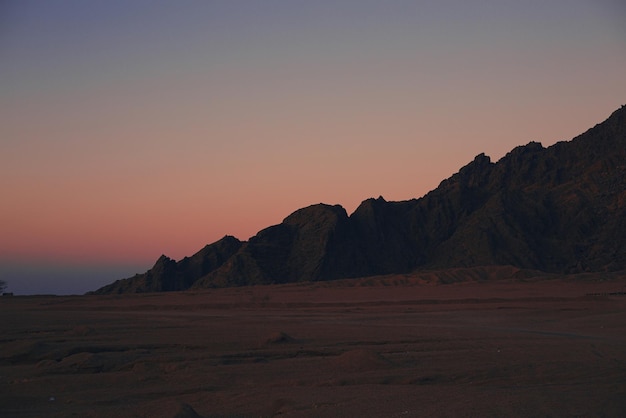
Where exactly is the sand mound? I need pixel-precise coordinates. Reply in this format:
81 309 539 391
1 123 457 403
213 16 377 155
56 352 103 373
263 331 295 345
331 349 388 372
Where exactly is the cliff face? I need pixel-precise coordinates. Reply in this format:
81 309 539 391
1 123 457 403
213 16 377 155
193 204 370 288
92 106 626 293
424 107 626 273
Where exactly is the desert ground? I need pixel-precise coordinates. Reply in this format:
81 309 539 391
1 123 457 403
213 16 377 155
2 267 626 417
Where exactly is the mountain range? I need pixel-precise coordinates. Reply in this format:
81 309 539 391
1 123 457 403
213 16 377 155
92 105 626 294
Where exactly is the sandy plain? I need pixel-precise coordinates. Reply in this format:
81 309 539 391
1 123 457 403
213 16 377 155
2 268 626 417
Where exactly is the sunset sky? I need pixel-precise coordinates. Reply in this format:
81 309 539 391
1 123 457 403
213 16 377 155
1 1 625 294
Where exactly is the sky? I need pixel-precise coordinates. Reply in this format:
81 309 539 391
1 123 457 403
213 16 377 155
1 1 625 295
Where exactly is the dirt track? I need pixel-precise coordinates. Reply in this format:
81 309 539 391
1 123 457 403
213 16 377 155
2 274 626 417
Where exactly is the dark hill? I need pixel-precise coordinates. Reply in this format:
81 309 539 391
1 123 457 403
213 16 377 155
91 236 242 294
92 105 626 293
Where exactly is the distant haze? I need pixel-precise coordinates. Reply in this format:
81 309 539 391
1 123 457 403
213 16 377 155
1 1 625 294
0 261 146 295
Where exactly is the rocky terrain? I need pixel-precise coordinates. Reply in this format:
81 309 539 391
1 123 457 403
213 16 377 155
93 106 626 294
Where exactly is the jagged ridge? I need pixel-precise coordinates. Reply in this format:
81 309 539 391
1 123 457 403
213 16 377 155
92 105 626 294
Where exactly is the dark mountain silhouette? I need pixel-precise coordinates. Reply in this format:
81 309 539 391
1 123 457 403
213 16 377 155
92 105 626 294
92 236 242 294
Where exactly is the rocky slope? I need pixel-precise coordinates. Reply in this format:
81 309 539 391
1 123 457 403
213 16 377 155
93 105 626 293
92 236 242 293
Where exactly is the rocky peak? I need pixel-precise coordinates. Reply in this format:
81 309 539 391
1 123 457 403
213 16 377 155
458 153 493 188
283 203 348 228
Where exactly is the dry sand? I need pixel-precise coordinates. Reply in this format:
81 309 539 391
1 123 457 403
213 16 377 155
2 270 626 417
